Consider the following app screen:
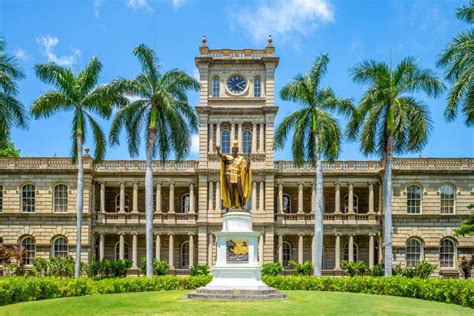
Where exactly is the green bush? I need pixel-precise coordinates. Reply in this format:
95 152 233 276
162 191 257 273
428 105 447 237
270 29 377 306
392 261 436 279
289 260 313 276
87 259 132 279
261 262 283 276
341 261 384 277
459 255 474 279
139 258 169 276
190 264 209 276
0 275 213 306
262 275 474 308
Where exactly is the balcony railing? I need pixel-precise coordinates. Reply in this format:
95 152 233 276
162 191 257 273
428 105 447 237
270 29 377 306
275 212 381 225
96 212 198 224
94 160 198 172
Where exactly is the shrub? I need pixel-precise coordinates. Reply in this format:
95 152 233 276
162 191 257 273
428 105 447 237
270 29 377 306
262 262 283 276
139 258 169 276
459 255 474 279
190 264 209 276
86 259 132 279
341 261 368 277
368 264 384 277
289 260 313 276
262 275 474 308
393 261 436 279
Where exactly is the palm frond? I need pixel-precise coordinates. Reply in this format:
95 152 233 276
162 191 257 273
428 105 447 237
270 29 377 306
456 2 474 23
35 63 75 96
0 93 29 133
84 111 107 161
133 44 160 90
78 57 102 94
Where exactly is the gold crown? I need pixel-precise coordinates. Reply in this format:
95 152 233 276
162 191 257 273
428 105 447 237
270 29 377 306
232 140 239 148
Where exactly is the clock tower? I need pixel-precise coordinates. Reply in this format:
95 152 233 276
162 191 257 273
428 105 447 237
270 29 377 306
195 36 279 264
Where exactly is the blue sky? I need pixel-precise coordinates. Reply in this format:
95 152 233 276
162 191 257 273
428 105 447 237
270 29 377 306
1 0 473 160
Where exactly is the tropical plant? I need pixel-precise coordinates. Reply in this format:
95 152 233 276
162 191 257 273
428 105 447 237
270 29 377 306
0 138 20 157
275 54 357 276
0 38 28 142
289 260 314 276
139 258 169 276
32 57 123 277
392 261 436 279
261 262 283 276
190 264 209 276
347 57 444 276
437 1 474 126
459 255 474 278
106 44 199 277
341 260 368 277
454 204 474 236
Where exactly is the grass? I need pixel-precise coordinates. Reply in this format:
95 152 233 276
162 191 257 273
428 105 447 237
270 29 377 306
0 290 471 316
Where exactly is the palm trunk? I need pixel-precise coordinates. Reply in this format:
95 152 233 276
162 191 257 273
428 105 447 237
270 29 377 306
145 131 156 277
314 132 324 276
383 136 393 276
75 134 83 278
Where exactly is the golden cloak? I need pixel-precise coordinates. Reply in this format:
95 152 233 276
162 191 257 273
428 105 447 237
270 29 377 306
219 155 252 209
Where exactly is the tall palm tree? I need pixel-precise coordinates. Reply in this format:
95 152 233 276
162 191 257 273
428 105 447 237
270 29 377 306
0 37 28 141
347 57 444 276
275 54 356 276
32 57 120 277
437 1 474 126
107 44 199 277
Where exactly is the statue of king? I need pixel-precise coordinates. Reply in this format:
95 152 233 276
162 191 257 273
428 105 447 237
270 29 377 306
216 140 252 211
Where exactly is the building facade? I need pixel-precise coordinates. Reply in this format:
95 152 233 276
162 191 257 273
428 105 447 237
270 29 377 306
0 38 473 277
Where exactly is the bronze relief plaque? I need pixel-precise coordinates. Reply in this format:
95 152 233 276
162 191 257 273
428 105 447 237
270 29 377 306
226 239 249 263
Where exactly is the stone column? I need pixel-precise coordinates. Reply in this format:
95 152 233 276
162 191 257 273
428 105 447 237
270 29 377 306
215 181 221 211
278 183 283 214
369 182 374 214
132 183 138 213
155 183 161 212
259 123 264 152
100 183 105 213
298 234 304 263
169 182 175 213
189 183 195 213
189 234 194 267
168 233 174 269
251 181 257 212
208 180 214 211
155 234 161 260
230 123 235 142
278 234 283 264
119 234 125 260
132 233 138 268
335 182 341 214
348 234 354 262
311 234 316 264
209 123 214 153
259 181 264 211
369 234 374 268
216 123 221 147
119 183 125 213
348 183 354 214
334 234 341 269
208 233 213 266
378 234 383 264
378 183 383 214
298 183 303 214
311 183 316 213
99 233 104 261
238 122 243 152
252 123 257 153
259 233 264 265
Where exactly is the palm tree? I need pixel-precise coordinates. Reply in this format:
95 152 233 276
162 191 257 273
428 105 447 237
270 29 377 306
32 57 120 277
275 54 356 276
347 57 444 276
0 37 28 141
437 1 474 126
107 44 199 277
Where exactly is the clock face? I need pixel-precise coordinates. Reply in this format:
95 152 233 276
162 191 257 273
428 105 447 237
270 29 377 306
227 75 247 94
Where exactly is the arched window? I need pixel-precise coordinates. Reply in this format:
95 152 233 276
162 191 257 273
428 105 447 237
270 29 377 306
182 194 190 213
212 77 220 97
115 193 130 212
254 77 261 97
221 130 231 154
21 236 35 265
181 241 189 268
406 238 422 267
0 185 3 212
21 184 35 213
243 130 252 154
343 242 359 262
440 239 455 268
54 184 68 213
440 184 455 214
52 237 68 258
282 241 291 267
407 185 422 214
282 194 292 213
343 194 359 213
115 241 129 260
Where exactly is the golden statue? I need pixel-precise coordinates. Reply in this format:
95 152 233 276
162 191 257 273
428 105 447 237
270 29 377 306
216 140 252 211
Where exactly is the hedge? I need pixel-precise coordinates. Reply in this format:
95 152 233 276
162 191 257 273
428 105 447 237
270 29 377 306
262 275 474 308
0 275 212 306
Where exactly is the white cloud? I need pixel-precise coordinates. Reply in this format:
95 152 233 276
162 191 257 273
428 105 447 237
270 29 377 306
191 134 199 154
171 0 186 9
14 48 29 61
127 0 152 11
94 0 102 17
235 0 334 42
36 35 81 66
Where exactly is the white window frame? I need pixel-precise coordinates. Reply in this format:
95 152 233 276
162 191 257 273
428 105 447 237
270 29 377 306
439 238 456 268
440 184 455 214
21 184 36 213
115 193 130 213
221 130 231 154
53 184 68 213
52 236 69 258
212 77 220 97
343 194 359 213
343 242 359 262
114 241 130 260
406 238 422 267
21 236 35 265
242 129 252 154
407 185 422 214
254 77 261 97
181 241 189 268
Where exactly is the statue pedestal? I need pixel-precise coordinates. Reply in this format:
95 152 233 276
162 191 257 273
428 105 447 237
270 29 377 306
188 212 286 300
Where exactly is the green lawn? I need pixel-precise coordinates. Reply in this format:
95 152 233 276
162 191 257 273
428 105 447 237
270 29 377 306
0 290 471 316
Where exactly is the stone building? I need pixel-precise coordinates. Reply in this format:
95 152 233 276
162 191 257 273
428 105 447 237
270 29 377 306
0 38 473 277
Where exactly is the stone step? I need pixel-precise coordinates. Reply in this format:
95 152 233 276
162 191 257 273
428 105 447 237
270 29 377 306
187 288 288 301
195 289 277 295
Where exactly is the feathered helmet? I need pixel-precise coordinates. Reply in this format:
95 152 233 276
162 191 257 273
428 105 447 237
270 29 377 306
232 140 239 150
